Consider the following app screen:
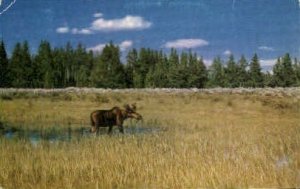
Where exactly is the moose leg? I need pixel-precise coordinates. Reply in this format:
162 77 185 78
118 125 124 134
96 126 101 136
93 121 100 135
108 126 113 134
91 126 97 133
116 115 124 134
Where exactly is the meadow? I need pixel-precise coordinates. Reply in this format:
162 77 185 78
0 88 299 188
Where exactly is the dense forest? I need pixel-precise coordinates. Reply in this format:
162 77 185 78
1 40 300 88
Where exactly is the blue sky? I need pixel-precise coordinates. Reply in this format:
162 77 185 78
0 0 300 69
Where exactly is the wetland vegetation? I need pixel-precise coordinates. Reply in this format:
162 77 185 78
0 88 299 188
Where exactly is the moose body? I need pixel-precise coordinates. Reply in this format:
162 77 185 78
90 104 142 134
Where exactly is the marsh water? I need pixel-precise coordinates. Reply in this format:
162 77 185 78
0 124 161 144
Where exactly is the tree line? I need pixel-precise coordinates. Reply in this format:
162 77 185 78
1 40 300 88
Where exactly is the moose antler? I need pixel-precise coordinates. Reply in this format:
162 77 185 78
123 104 130 110
131 103 137 111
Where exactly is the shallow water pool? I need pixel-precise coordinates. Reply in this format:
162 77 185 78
0 124 161 145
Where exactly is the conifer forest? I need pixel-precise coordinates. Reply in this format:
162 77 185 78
1 40 300 89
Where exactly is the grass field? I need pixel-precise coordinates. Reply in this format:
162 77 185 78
0 88 299 188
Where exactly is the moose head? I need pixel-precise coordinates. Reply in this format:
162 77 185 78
123 103 143 120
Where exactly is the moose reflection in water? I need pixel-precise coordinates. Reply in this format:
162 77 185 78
90 104 143 134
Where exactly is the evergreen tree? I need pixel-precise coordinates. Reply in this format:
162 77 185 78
188 54 207 88
9 43 23 87
73 44 92 87
137 48 154 88
207 57 225 87
152 51 169 87
21 41 34 87
264 71 274 87
224 54 238 87
167 48 184 87
236 55 248 87
145 66 155 88
0 40 10 87
180 51 188 69
91 42 125 88
9 42 33 88
272 58 285 87
125 49 138 88
145 50 166 88
63 42 76 87
282 53 296 87
51 47 66 88
272 54 297 87
294 58 300 86
33 40 54 88
169 51 190 88
249 53 263 87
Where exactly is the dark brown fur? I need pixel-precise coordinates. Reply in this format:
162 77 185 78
90 104 142 134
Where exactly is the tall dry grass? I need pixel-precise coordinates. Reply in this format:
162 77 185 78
0 89 299 188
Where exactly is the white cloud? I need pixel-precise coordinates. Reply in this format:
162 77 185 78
258 46 275 51
223 50 232 56
71 28 93 35
56 26 69 34
260 59 277 67
87 43 106 53
87 40 134 53
57 26 93 35
163 38 209 49
56 14 151 35
93 12 103 18
91 15 152 31
203 59 213 66
119 40 133 51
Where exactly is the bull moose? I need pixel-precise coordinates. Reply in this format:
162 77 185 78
90 104 143 134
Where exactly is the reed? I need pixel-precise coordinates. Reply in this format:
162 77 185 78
0 89 299 188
